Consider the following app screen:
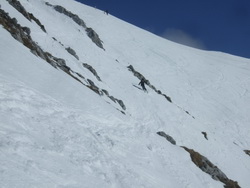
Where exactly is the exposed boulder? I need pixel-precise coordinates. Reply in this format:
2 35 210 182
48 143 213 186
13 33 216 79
85 27 104 49
157 131 176 145
66 47 79 60
116 99 126 110
244 150 250 156
53 5 86 28
83 63 101 81
22 26 31 35
101 89 109 96
202 131 208 140
87 79 101 95
182 146 240 188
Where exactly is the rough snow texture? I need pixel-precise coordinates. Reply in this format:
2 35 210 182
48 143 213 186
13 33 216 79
1 0 250 188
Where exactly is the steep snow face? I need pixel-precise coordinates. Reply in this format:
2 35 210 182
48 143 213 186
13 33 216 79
1 0 250 187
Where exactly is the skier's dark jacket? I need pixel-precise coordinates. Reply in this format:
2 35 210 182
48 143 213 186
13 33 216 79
139 78 146 90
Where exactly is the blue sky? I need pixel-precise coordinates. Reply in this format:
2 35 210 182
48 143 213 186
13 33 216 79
76 0 250 59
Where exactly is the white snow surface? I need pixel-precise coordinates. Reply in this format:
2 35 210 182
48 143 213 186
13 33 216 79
0 0 250 187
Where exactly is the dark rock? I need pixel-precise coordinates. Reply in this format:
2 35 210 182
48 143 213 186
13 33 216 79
109 96 116 103
116 99 126 110
53 5 65 14
85 27 104 49
101 88 126 110
53 5 87 29
76 72 85 79
12 17 18 24
72 14 86 27
28 13 46 32
128 64 173 103
101 89 109 96
163 94 172 103
202 132 208 140
87 79 100 95
47 4 104 49
157 131 176 145
45 2 52 7
83 63 101 81
182 146 240 188
244 150 250 156
6 0 31 20
127 65 144 80
22 26 30 35
66 47 79 60
0 8 127 114
0 9 72 72
7 0 46 32
127 65 134 71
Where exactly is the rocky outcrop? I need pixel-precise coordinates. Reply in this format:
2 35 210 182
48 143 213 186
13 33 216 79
244 150 250 156
66 47 79 60
127 64 195 118
157 131 176 145
46 2 104 49
29 13 46 33
157 128 240 187
6 0 46 32
102 89 126 110
87 79 101 94
0 9 125 113
84 79 126 110
85 27 103 49
116 99 126 110
51 4 86 28
127 65 172 102
182 147 240 188
83 63 101 81
0 9 62 69
202 131 208 140
51 37 79 60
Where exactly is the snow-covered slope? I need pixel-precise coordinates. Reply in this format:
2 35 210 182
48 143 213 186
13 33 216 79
0 0 250 187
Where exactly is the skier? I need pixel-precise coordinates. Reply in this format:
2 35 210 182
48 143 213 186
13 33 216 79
104 10 109 15
139 78 147 92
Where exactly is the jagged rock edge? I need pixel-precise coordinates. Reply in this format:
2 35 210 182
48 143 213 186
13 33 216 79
52 37 79 60
182 146 241 188
127 65 194 118
156 131 240 187
0 9 126 113
244 150 250 156
127 65 172 102
6 0 46 32
45 2 104 50
157 131 176 145
83 63 101 81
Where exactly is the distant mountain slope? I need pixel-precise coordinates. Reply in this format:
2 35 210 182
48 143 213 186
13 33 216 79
1 0 250 187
